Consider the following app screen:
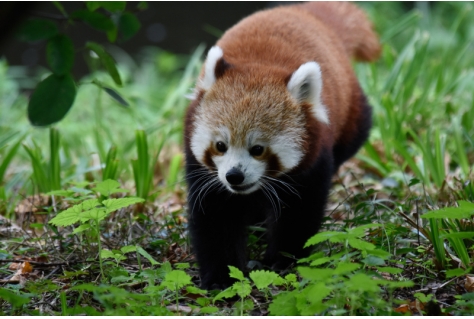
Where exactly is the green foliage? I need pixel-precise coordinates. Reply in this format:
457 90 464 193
16 1 143 126
269 228 413 315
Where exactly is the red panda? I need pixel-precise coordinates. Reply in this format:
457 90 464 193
184 2 380 289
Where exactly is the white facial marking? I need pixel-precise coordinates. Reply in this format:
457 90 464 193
287 61 329 124
270 135 303 171
213 146 266 194
199 46 223 91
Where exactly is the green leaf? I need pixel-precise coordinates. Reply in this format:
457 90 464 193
119 12 141 41
421 201 474 219
17 19 58 42
72 224 91 234
231 281 252 298
304 231 346 247
28 74 76 126
93 179 120 196
249 270 278 290
268 291 299 315
103 87 129 106
213 287 237 301
0 288 31 307
446 268 470 278
102 197 144 213
298 266 334 280
100 249 117 259
161 270 192 290
120 245 137 254
334 262 361 275
49 199 99 226
86 42 122 85
71 10 115 32
228 265 245 281
136 246 159 265
186 286 207 295
347 238 376 251
199 306 218 314
79 208 108 222
47 34 74 75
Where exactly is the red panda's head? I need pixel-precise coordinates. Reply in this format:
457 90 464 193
189 46 329 194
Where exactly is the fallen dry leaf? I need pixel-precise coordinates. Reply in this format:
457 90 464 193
465 275 474 292
166 305 195 314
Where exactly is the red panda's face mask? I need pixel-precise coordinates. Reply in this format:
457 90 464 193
189 46 330 194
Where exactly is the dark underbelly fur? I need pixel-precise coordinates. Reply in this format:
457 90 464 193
185 93 372 290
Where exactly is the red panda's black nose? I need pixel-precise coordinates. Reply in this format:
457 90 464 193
226 168 245 185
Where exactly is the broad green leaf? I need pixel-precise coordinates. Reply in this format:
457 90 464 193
136 246 159 265
100 249 117 259
347 223 381 236
72 224 91 234
298 266 334 280
213 287 237 301
120 245 136 254
102 197 144 213
28 74 76 126
304 231 346 247
347 273 380 292
231 281 252 298
268 291 299 315
175 263 190 269
0 288 31 307
228 265 245 281
334 262 361 274
186 286 207 295
347 238 376 251
17 19 58 42
119 12 141 41
161 270 192 290
47 34 74 75
249 270 278 290
79 208 108 222
363 255 386 266
309 256 331 266
86 42 122 85
93 179 120 196
71 10 115 32
446 268 470 278
49 204 84 226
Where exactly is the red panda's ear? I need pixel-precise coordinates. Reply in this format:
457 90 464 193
287 62 329 124
200 46 231 91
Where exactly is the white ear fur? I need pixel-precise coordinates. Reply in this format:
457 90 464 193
287 62 329 124
200 46 223 91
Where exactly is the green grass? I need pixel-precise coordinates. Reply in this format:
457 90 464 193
1 2 474 316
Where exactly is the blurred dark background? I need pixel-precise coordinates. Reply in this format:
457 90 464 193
0 2 284 79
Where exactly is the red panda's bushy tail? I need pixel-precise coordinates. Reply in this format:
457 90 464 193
297 1 381 62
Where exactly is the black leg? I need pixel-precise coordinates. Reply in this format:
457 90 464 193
264 150 333 268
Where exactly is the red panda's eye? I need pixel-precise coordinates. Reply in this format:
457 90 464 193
216 141 227 153
249 145 264 156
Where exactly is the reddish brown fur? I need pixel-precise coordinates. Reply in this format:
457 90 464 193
186 2 380 171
